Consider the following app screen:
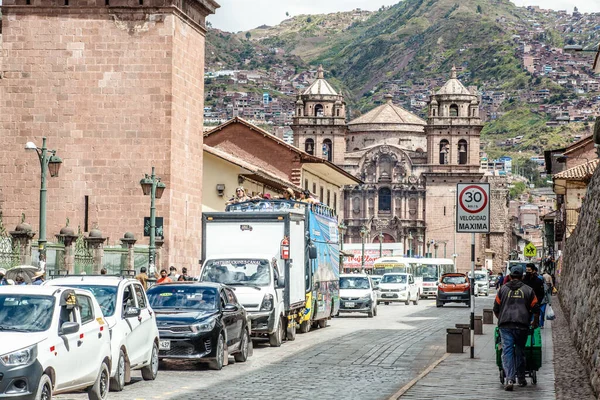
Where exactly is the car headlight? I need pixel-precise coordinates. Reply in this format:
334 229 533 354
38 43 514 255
260 294 274 311
190 319 216 333
0 345 37 367
361 294 371 300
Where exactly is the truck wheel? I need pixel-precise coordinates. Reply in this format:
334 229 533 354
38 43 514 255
300 320 311 333
269 318 284 347
286 320 297 341
318 319 328 328
413 294 419 305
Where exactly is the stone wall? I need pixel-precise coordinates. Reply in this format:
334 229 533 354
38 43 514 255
560 166 600 396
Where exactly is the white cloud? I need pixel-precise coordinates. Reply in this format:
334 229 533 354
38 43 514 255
208 0 600 32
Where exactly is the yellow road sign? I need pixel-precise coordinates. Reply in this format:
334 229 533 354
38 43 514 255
523 243 537 258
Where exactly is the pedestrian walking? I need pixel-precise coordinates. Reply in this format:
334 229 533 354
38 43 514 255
0 268 8 286
493 264 540 391
31 270 45 285
156 269 172 285
495 272 504 289
135 267 149 291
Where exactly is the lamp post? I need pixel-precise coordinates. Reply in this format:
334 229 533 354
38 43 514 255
25 138 63 265
434 242 439 258
140 167 166 275
407 232 414 257
338 222 347 273
378 231 384 258
360 226 369 272
426 240 431 258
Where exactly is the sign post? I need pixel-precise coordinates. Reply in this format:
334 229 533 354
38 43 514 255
456 183 491 359
523 243 537 260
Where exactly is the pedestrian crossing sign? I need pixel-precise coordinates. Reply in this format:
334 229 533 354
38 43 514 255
523 243 537 258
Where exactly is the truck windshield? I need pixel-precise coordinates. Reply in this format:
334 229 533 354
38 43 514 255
201 259 273 287
0 295 55 332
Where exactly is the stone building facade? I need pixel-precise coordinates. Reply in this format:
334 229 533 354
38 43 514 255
0 0 218 271
295 66 511 272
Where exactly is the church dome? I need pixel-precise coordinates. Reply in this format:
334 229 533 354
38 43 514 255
302 65 338 96
348 95 426 133
436 66 472 96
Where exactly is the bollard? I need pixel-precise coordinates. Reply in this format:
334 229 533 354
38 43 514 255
447 328 464 353
483 309 494 325
455 323 470 346
474 316 483 335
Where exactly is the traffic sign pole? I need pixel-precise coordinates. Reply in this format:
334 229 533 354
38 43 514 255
470 232 475 359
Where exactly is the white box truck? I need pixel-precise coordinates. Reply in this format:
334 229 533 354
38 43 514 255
200 201 340 347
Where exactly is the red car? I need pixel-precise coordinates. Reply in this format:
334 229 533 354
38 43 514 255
436 273 471 307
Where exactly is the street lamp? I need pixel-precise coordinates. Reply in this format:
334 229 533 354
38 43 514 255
407 232 414 257
25 137 63 264
378 231 384 258
140 167 166 275
434 241 439 258
338 222 347 273
360 226 369 272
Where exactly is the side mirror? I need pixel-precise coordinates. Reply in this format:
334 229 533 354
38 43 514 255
308 245 317 260
60 321 80 335
277 276 285 288
373 285 379 290
124 307 141 319
224 303 239 312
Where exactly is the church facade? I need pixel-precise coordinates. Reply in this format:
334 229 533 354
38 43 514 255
292 66 511 273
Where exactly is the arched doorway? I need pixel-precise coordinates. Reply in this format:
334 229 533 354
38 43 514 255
315 104 324 117
372 233 395 243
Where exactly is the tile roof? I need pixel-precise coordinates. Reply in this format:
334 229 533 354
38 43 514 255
553 159 599 181
348 95 426 127
435 66 473 96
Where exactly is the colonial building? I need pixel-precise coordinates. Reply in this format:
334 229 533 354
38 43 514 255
294 66 511 272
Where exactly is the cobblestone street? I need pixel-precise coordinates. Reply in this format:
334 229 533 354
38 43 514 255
55 296 496 400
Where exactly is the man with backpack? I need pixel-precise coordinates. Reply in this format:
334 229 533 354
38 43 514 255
493 264 540 391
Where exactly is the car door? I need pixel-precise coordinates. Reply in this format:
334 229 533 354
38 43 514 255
122 283 144 364
74 293 105 386
131 283 155 366
220 289 237 349
53 301 83 391
224 287 243 346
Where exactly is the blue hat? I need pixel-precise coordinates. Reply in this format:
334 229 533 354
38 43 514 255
510 265 524 278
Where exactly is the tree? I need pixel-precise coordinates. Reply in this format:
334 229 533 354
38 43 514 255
245 31 251 40
286 11 289 17
477 5 482 13
306 17 312 23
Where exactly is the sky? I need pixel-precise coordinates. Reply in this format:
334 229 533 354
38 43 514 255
208 0 600 32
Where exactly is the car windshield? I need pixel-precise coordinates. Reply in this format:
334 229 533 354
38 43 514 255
420 266 438 282
147 286 218 311
474 273 487 281
340 277 370 289
55 285 117 317
0 295 55 332
442 275 467 284
381 274 407 284
200 259 273 287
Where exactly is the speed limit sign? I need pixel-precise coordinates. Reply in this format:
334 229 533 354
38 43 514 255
456 183 490 233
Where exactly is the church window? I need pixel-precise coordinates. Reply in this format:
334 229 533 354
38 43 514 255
315 104 324 117
327 190 331 207
378 155 392 182
378 187 392 212
305 139 314 155
333 193 337 212
449 104 459 117
336 109 340 117
313 183 317 194
298 108 303 117
458 140 468 165
305 179 309 190
322 139 333 162
320 187 324 203
439 140 450 165
353 148 360 151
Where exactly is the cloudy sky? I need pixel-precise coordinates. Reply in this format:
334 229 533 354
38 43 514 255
208 0 600 32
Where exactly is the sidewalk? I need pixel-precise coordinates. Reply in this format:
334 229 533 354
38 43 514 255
398 310 556 399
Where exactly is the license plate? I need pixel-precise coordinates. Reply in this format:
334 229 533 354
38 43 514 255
345 302 355 308
384 293 396 298
450 296 458 300
159 340 170 350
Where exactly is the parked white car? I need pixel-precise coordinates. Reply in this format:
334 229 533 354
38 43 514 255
378 273 419 305
338 274 377 317
45 276 160 391
469 270 490 296
0 286 111 400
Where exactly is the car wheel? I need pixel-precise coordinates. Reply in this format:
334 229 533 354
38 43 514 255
373 306 378 317
299 320 311 333
87 362 110 400
110 349 126 391
35 374 52 400
436 300 443 308
413 293 419 305
269 317 284 347
209 335 225 370
405 294 410 306
384 302 390 305
318 319 328 328
234 330 249 363
141 342 159 381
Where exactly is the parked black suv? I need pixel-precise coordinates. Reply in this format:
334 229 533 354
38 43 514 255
147 282 251 370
